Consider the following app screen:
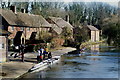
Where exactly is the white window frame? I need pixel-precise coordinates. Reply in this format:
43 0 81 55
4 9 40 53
0 43 4 49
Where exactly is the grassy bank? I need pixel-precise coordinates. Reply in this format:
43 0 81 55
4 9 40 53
80 39 106 49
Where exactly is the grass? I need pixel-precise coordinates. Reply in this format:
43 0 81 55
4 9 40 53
80 39 106 49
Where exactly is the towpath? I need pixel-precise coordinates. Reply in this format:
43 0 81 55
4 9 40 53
0 47 76 79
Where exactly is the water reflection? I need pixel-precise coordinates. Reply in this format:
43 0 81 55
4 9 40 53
90 44 100 52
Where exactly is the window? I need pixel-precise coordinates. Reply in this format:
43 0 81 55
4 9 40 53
0 44 2 49
2 44 4 48
0 43 4 49
11 27 14 31
21 27 24 31
27 28 30 31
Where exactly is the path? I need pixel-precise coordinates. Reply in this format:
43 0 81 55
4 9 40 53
0 47 76 79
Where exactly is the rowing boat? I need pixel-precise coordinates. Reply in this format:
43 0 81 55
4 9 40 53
28 56 60 73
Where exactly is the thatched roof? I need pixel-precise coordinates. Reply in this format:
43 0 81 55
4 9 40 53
16 12 51 28
87 25 99 31
0 8 18 26
16 12 32 27
30 14 51 28
51 24 62 34
48 16 73 29
0 8 51 28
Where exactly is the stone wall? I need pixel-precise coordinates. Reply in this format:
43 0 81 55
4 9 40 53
0 36 7 62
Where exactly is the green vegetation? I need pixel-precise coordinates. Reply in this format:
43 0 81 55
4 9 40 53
102 15 120 47
74 26 89 46
36 31 52 43
61 27 74 46
50 37 64 48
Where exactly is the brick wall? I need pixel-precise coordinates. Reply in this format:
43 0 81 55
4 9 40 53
25 27 38 40
8 26 51 45
8 26 21 39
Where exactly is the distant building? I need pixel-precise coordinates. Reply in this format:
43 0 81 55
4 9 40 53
85 25 100 42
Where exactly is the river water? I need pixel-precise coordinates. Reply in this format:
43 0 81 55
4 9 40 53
21 45 120 79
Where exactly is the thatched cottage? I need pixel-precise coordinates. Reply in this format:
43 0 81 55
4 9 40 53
46 16 73 37
0 7 51 46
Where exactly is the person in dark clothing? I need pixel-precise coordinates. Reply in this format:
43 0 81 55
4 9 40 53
43 51 46 60
19 44 25 62
43 50 48 60
48 52 52 59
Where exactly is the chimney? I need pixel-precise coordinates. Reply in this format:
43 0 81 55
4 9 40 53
65 15 69 23
10 5 16 14
21 8 26 13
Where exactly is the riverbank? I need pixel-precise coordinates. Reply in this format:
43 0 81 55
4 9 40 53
80 40 105 49
0 47 76 79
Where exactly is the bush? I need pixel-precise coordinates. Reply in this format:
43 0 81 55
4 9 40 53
63 38 75 47
50 37 64 48
73 26 89 47
61 27 73 39
36 31 52 43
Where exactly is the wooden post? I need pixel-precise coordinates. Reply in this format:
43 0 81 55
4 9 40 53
6 35 9 62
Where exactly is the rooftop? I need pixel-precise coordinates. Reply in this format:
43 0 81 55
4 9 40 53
0 8 51 28
0 9 18 26
87 25 99 31
48 16 73 29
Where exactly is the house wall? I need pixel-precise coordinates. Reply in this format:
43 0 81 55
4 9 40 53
91 31 95 42
25 27 38 40
91 31 99 42
8 26 51 45
8 26 50 39
8 26 21 39
0 36 7 62
95 31 99 41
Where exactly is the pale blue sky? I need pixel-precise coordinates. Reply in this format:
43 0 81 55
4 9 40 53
63 0 119 7
2 0 119 7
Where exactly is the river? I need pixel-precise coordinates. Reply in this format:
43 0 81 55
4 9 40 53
20 44 120 79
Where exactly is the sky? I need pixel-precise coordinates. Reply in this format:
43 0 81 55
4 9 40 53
1 0 120 7
63 0 119 7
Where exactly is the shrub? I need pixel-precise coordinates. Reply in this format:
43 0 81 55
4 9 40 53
61 27 73 39
36 31 52 43
50 37 64 48
63 38 75 47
